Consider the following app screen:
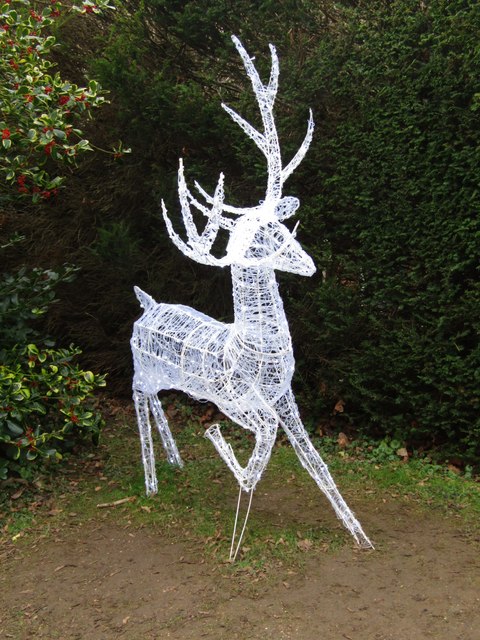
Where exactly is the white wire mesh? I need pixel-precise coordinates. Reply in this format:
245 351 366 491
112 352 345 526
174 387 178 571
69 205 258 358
131 36 373 549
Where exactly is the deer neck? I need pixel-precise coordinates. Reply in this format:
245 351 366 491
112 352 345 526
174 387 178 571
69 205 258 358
231 264 292 350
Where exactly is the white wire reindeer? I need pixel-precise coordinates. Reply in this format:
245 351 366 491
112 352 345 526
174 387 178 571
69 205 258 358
131 36 373 557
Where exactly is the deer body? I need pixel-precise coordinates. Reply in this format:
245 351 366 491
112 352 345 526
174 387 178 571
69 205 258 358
132 301 230 397
132 36 373 549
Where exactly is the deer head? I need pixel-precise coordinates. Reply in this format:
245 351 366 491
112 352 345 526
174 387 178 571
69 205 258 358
161 35 315 277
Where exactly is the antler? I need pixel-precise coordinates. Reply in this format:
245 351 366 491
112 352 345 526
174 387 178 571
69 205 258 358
196 35 314 217
161 160 231 267
162 36 315 266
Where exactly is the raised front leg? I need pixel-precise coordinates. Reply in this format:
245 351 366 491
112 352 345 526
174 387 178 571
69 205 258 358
205 403 278 492
275 389 373 548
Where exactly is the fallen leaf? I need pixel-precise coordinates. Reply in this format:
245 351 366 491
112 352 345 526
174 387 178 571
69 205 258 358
297 538 313 552
11 488 24 500
337 432 349 448
333 399 345 414
122 616 130 625
199 407 215 423
166 404 177 418
447 464 461 475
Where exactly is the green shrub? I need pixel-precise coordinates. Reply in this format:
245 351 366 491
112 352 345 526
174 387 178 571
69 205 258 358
0 344 105 479
0 242 106 478
0 2 119 477
0 0 125 202
90 0 479 461
0 260 78 356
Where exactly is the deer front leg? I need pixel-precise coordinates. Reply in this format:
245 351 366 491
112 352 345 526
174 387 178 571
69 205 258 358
205 406 277 492
275 389 373 549
133 389 158 495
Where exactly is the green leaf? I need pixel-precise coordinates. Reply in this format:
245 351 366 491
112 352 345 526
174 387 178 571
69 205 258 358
43 36 56 49
6 420 23 436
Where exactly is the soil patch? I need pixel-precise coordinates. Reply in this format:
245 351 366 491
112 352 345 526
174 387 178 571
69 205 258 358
1 490 479 639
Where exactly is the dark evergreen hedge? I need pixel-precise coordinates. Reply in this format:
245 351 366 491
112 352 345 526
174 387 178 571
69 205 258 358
292 0 479 459
64 0 479 459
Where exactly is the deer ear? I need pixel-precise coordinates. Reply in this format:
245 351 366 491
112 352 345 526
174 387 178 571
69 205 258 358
134 286 156 310
275 197 299 220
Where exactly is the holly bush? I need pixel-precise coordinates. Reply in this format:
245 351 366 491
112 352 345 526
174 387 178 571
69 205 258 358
0 240 107 478
0 0 126 201
0 344 106 479
0 259 78 356
0 2 118 476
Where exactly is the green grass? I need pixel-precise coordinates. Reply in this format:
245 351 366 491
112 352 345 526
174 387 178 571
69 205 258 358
328 453 480 520
1 397 479 569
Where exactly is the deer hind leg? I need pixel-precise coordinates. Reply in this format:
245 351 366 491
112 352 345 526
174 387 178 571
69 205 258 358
205 403 278 493
275 389 373 549
133 389 158 495
133 390 184 496
148 394 183 467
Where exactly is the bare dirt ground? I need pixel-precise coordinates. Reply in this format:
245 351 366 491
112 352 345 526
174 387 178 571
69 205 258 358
1 487 479 640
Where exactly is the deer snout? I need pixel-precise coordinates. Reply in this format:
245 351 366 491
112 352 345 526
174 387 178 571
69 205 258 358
279 237 316 277
302 254 316 277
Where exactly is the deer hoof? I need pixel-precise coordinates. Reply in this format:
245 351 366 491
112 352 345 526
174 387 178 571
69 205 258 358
204 423 221 440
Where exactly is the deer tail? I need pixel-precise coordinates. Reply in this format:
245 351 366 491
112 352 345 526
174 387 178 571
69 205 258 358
134 286 156 310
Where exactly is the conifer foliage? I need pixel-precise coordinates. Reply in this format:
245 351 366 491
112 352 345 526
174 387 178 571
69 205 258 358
92 1 479 460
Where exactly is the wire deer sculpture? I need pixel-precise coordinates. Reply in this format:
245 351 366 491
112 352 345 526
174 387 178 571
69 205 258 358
131 36 372 557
